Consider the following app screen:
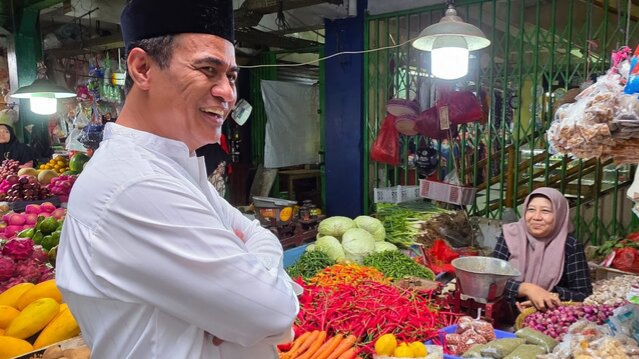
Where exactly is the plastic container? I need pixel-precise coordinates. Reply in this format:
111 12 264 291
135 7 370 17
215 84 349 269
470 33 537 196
426 325 516 359
374 185 421 204
252 196 298 226
419 179 477 205
283 242 311 268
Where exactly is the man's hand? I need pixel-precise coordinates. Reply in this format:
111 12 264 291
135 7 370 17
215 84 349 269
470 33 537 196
519 283 561 311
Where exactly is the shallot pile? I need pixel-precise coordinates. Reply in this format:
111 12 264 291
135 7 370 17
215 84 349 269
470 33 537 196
523 304 621 340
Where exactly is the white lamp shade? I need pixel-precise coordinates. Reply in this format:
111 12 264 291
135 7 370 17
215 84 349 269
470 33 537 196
412 6 490 52
29 97 58 115
431 36 469 80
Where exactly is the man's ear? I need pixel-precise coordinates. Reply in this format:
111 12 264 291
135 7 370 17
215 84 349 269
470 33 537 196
127 48 152 91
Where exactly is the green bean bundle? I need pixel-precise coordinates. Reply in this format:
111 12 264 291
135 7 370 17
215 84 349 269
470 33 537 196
363 250 435 280
285 250 334 281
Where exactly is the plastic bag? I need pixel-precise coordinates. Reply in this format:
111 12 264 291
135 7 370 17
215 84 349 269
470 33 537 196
436 91 483 125
414 106 449 140
480 338 526 359
503 344 546 359
370 114 400 166
624 45 639 95
612 247 639 273
462 344 489 358
607 304 639 343
426 239 460 274
515 327 558 353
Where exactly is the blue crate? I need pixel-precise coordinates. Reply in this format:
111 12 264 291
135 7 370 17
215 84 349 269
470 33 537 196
427 324 516 359
283 243 311 268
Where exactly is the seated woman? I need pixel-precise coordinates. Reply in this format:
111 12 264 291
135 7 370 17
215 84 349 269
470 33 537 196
492 187 592 313
0 124 35 168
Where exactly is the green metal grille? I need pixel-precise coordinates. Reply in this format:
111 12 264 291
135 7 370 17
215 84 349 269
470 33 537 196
364 0 638 245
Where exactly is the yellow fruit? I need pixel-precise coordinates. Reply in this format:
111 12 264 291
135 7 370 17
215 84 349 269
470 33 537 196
409 342 427 357
59 303 69 313
374 333 398 356
0 283 35 309
393 342 414 358
0 336 34 359
17 280 63 310
0 306 20 329
5 298 60 339
0 329 4 336
33 307 80 349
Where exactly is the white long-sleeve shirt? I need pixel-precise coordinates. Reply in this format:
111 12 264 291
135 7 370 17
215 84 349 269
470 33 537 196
56 123 299 358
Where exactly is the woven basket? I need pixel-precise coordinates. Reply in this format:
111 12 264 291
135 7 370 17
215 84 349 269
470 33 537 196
514 301 580 330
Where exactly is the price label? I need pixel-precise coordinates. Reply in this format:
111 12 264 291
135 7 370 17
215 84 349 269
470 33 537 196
439 106 450 130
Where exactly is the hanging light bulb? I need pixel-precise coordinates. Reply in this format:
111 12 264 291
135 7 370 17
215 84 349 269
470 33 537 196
431 36 469 80
412 1 490 80
29 96 58 115
10 63 75 116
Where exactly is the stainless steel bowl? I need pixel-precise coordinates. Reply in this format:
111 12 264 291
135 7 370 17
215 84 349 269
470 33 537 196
451 256 521 301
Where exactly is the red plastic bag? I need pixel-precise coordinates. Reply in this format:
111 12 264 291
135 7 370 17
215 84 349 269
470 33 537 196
436 91 483 125
414 106 449 140
612 247 639 273
425 239 460 274
370 114 400 166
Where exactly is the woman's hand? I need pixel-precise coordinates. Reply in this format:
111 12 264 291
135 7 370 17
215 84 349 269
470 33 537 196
519 283 561 311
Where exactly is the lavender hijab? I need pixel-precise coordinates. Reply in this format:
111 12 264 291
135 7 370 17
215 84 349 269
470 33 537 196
503 188 572 290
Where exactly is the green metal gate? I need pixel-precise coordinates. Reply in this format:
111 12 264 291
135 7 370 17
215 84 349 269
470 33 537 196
364 0 639 245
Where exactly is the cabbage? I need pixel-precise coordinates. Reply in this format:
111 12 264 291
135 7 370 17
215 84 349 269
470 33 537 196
305 244 316 252
318 216 356 239
354 215 386 242
314 236 346 261
341 228 376 263
374 241 398 253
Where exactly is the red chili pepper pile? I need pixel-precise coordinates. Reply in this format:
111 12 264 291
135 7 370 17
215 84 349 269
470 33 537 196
296 280 457 355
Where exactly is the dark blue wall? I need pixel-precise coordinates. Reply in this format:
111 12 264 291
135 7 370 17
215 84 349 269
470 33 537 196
323 0 367 217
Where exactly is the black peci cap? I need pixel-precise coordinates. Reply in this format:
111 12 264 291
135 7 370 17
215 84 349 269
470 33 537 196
120 0 235 51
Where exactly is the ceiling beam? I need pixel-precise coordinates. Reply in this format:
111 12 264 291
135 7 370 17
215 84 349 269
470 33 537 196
241 0 343 13
235 28 320 50
270 24 324 35
45 31 123 58
22 0 64 11
235 0 343 28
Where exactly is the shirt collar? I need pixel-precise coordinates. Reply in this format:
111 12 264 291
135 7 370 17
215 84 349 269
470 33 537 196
104 122 191 159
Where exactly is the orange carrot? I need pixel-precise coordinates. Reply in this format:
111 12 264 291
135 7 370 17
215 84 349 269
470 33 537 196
282 331 313 359
296 331 327 359
336 347 358 359
311 335 343 359
325 335 356 359
287 330 320 359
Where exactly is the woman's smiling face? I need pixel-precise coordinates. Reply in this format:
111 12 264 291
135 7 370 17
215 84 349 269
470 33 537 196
525 196 555 238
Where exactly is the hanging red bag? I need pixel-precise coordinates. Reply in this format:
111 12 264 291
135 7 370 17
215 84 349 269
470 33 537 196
612 247 639 273
436 91 484 125
370 114 400 166
414 106 449 140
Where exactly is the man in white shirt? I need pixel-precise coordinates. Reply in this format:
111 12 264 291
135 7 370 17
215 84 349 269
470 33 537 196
55 1 300 358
